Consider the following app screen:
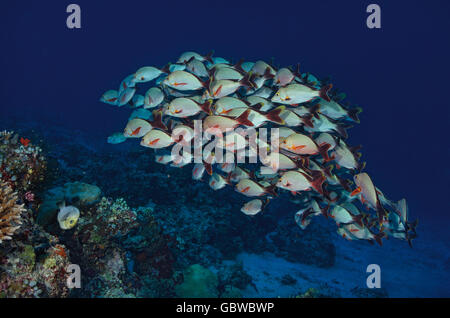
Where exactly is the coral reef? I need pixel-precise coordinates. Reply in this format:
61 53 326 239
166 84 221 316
0 130 46 196
0 181 25 243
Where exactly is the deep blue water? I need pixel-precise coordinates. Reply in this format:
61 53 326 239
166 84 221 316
1 0 449 297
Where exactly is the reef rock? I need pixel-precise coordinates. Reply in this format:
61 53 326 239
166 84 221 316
175 264 219 298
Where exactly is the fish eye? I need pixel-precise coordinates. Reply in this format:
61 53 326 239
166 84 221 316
70 220 74 224
141 76 145 80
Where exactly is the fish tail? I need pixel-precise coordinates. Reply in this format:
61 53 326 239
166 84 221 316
150 110 168 131
319 84 333 102
301 113 314 128
352 214 364 227
335 125 348 139
264 184 278 197
310 171 326 196
348 107 362 123
309 103 321 119
236 109 254 127
293 63 302 79
374 232 386 246
199 100 213 115
265 106 285 125
204 51 214 63
203 161 213 175
239 73 256 89
406 219 418 234
234 58 246 74
318 142 332 162
160 63 171 74
263 67 274 79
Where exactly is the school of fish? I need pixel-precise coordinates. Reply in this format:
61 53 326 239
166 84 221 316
100 51 417 247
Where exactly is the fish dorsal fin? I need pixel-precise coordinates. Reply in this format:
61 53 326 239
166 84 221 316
57 201 66 210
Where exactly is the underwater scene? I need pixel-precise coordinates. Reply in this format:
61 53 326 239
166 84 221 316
0 1 449 300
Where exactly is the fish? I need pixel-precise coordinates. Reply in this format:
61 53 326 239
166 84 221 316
57 202 80 230
134 66 168 83
271 83 332 105
100 90 119 105
241 198 268 216
123 118 153 138
235 178 277 197
351 172 388 224
214 96 250 115
276 169 326 196
167 98 212 117
129 108 152 121
118 87 137 106
163 70 206 91
274 67 295 86
107 132 127 144
141 129 174 149
208 78 253 99
280 133 332 161
192 163 206 180
186 57 210 78
329 203 363 226
101 51 413 246
144 87 165 109
203 110 254 134
209 173 230 190
155 153 174 165
177 51 213 64
318 99 362 123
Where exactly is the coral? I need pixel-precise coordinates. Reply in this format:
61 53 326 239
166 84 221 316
0 181 25 243
175 264 219 298
0 130 46 195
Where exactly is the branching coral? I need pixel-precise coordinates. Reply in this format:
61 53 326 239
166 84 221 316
0 181 25 243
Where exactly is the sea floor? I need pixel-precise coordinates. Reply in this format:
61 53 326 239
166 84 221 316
237 223 450 297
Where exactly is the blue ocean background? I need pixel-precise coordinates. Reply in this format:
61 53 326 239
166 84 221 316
0 0 449 297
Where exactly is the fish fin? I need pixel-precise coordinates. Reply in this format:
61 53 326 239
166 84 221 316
352 214 364 227
160 63 171 74
263 67 274 79
323 165 333 177
265 106 285 125
234 58 246 74
335 126 348 139
310 171 326 196
348 107 362 123
203 161 213 175
301 113 314 128
150 110 168 131
318 142 332 162
239 73 256 89
293 63 302 79
357 161 366 173
264 184 278 197
319 84 333 102
199 100 213 115
251 102 264 111
309 103 321 119
262 198 271 211
320 203 330 218
374 232 386 246
204 51 214 63
235 109 254 127
57 201 66 209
